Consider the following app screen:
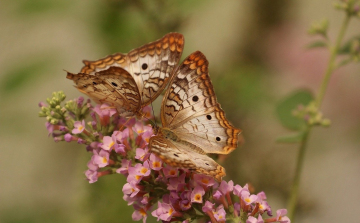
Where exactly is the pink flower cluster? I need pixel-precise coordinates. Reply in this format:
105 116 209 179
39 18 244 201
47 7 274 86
40 98 290 223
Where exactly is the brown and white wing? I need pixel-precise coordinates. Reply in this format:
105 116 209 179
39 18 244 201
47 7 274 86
66 67 141 117
149 136 225 181
80 33 184 107
161 51 241 154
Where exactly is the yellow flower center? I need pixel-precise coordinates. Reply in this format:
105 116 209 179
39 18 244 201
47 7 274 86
195 194 202 201
201 178 209 184
78 126 84 131
245 198 251 203
135 175 141 180
109 141 114 148
140 209 146 216
168 208 173 215
140 167 148 174
101 157 108 163
153 161 161 168
169 170 176 175
259 204 264 210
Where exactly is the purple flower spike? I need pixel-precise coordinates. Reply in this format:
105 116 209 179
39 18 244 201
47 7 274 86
72 120 86 134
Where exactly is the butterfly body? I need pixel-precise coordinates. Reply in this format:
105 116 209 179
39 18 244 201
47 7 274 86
149 51 241 181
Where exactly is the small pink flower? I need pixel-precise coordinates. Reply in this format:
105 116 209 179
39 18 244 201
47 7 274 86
276 209 290 223
123 181 140 197
213 190 223 200
234 184 249 197
213 205 226 222
163 166 179 178
132 204 147 223
93 104 117 117
167 173 186 191
219 180 234 195
241 191 258 205
72 120 86 134
116 159 131 175
193 174 215 187
149 154 163 171
93 150 110 168
64 133 76 142
202 201 215 212
246 215 264 223
151 201 176 222
101 136 115 151
135 148 150 162
127 163 150 183
191 185 205 203
85 169 98 183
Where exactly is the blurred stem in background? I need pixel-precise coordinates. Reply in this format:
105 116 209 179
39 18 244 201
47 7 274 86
287 1 357 219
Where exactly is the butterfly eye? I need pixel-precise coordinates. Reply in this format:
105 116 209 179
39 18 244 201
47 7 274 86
216 137 221 141
174 154 179 157
92 81 97 85
206 115 212 120
142 63 148 70
192 96 199 102
111 82 118 87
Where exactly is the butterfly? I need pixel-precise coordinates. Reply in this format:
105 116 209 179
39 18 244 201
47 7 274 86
66 33 184 117
149 51 241 181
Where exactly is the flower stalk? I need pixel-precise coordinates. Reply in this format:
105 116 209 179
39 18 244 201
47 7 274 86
287 5 354 220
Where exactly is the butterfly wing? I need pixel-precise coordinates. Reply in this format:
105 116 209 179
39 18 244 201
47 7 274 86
161 51 241 154
80 33 184 107
149 136 225 181
66 67 141 117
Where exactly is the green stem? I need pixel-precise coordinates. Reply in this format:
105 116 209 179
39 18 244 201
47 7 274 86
287 13 351 221
287 127 310 219
315 14 351 107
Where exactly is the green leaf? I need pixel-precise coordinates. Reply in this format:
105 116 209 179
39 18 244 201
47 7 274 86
306 40 328 49
338 35 360 55
276 89 314 131
276 132 305 143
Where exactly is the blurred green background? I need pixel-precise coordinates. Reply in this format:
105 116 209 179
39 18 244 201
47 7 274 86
1 0 359 222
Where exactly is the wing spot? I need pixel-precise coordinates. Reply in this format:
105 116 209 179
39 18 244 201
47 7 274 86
92 82 97 85
142 63 148 70
111 82 118 87
192 95 199 102
216 137 221 141
206 115 212 120
205 163 209 166
174 154 179 157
